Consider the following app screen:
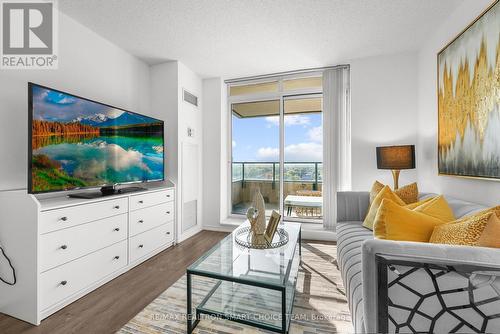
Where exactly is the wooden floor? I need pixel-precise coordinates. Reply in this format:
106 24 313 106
0 231 228 334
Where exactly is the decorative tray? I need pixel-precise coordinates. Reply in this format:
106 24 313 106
234 226 289 249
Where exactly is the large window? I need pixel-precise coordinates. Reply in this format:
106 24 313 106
229 75 323 222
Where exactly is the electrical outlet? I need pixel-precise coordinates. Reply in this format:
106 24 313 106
187 127 194 137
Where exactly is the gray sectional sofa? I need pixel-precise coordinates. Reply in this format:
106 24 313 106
336 191 500 333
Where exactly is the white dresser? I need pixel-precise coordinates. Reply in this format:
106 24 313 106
0 181 175 325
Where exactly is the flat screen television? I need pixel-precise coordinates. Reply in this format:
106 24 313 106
28 83 164 195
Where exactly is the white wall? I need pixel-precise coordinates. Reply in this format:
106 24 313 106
202 78 224 228
350 52 419 191
151 61 203 241
178 62 203 241
0 12 151 191
417 0 500 206
150 62 179 185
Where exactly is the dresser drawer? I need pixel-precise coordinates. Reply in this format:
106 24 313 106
129 202 174 236
129 223 174 263
130 189 174 211
40 240 127 310
40 214 127 272
40 198 128 234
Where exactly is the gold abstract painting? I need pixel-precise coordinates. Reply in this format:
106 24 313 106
438 0 500 179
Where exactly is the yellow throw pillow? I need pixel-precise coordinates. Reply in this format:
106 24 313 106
477 213 500 248
363 186 405 230
395 182 419 204
369 180 385 204
413 195 455 222
429 212 494 246
374 199 446 242
369 181 418 205
404 197 434 210
374 197 445 239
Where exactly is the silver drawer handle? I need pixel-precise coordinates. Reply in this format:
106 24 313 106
60 245 68 250
138 244 144 248
114 227 120 232
166 194 170 198
166 211 171 214
114 256 120 260
138 200 144 204
138 220 144 224
60 280 67 286
60 217 68 221
166 232 170 235
113 205 120 209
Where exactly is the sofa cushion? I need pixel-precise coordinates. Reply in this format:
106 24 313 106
336 221 372 333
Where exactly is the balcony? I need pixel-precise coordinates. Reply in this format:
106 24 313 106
231 162 323 220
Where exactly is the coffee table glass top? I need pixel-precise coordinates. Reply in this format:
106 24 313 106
188 222 301 288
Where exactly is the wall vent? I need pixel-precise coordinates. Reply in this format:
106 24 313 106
183 89 198 107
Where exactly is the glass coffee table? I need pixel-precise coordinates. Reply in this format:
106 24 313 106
187 222 301 333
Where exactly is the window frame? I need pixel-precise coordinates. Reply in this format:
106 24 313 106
226 72 324 222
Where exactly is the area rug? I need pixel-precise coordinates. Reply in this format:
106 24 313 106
118 242 352 333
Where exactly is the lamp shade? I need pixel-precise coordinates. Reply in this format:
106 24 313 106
376 145 415 170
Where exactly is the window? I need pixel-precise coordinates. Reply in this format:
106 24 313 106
228 74 323 222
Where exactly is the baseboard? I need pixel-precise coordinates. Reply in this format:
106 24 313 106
202 225 236 233
178 225 203 242
301 229 336 241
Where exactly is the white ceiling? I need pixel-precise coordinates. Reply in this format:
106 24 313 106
59 0 463 79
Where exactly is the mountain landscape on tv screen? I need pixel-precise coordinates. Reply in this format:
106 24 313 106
31 85 164 193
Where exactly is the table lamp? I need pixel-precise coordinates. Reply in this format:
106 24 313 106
376 145 415 189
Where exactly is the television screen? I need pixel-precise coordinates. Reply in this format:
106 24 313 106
29 83 164 194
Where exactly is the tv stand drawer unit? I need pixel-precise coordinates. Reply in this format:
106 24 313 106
0 181 176 325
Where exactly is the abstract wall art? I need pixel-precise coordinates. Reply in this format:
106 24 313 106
438 0 500 180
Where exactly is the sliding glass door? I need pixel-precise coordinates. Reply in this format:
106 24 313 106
229 75 323 222
231 99 280 217
283 95 323 222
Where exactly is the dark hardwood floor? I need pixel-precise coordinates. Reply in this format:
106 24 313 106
0 231 228 334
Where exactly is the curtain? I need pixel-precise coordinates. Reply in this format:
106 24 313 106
322 67 351 230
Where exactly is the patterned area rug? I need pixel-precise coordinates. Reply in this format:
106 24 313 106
118 242 352 333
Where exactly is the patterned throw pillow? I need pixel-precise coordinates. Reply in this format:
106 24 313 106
429 212 494 246
369 181 418 205
395 182 419 204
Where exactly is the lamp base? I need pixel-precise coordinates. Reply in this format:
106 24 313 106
391 170 400 190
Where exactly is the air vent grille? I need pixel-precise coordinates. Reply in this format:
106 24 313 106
183 89 198 107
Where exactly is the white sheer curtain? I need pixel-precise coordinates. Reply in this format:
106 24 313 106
322 67 351 230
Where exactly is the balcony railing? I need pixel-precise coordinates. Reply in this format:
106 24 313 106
231 162 323 220
232 161 323 190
